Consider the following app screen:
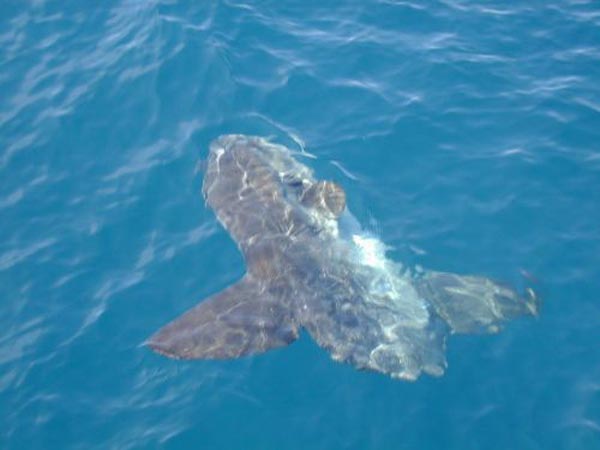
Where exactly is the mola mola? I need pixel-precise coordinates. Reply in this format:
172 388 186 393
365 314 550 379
148 134 538 380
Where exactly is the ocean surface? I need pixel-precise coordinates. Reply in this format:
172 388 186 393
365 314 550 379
1 1 600 449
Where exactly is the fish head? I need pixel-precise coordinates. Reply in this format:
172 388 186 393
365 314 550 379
205 135 347 241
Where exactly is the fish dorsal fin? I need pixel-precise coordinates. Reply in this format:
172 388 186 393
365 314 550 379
416 271 539 334
148 276 298 359
300 180 346 218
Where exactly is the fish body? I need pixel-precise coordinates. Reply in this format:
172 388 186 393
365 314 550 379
149 135 537 380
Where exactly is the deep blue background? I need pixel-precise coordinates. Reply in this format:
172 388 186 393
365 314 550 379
1 1 600 449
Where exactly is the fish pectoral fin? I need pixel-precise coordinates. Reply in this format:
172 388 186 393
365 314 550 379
147 276 298 359
300 180 346 218
416 271 539 334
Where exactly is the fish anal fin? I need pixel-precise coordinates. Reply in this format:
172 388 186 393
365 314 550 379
148 276 298 360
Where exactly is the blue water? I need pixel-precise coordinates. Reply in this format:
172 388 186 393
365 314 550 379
2 1 600 448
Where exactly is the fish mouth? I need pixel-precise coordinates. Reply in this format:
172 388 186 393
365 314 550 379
210 134 317 189
210 134 297 161
210 134 272 156
210 134 247 149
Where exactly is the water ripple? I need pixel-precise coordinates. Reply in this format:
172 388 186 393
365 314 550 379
1 0 600 448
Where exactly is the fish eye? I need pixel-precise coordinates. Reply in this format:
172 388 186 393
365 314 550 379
282 174 304 188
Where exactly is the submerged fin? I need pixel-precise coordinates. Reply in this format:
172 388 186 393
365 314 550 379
416 271 538 334
148 276 298 359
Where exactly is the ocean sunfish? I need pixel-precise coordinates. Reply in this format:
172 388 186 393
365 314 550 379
148 135 538 380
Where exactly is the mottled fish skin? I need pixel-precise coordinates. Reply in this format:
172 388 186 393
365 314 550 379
148 135 538 380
